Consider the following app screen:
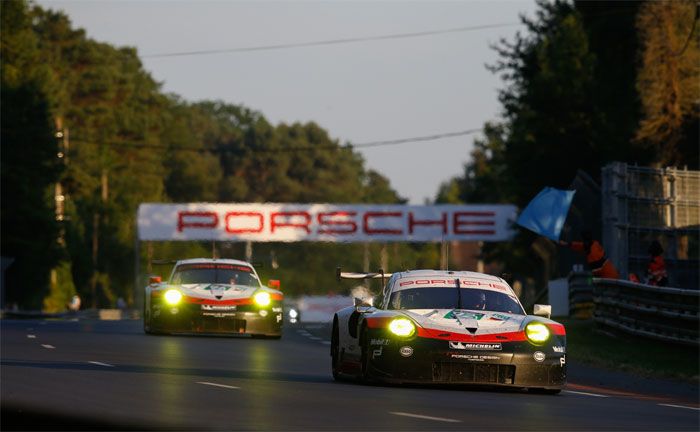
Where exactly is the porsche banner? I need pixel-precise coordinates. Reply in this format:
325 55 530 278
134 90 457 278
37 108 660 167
137 203 518 242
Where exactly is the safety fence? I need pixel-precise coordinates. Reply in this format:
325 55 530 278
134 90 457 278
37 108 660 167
601 163 700 289
592 278 699 345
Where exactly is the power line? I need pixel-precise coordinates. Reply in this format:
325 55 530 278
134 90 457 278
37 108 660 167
143 23 519 59
70 128 482 154
352 129 482 149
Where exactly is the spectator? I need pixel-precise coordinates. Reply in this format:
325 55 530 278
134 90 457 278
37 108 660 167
116 297 127 310
646 240 668 286
559 230 619 279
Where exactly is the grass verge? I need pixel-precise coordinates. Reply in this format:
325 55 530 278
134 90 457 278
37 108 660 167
558 318 699 382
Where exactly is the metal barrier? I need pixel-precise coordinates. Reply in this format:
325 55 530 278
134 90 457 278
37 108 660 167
592 278 700 345
601 163 700 289
568 271 594 319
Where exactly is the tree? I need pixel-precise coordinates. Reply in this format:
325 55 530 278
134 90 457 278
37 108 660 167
490 0 600 207
3 1 415 305
436 123 513 205
1 0 63 308
575 1 649 164
635 0 699 168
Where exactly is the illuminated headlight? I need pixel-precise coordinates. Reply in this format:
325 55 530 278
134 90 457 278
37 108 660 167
254 291 271 307
525 322 550 344
388 318 416 337
164 289 182 305
289 308 298 319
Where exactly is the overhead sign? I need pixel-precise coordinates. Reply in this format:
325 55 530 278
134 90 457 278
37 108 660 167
137 203 518 242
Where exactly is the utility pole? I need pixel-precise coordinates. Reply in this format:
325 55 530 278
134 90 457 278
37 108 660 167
54 119 68 245
245 241 253 262
363 243 370 287
52 119 68 301
380 244 388 274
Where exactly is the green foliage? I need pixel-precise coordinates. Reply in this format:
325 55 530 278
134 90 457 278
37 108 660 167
1 0 62 308
576 1 647 164
2 1 418 308
43 261 77 313
561 318 699 381
438 0 697 288
436 123 513 205
490 0 600 206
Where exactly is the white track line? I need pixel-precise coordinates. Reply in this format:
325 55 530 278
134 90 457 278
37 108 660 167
321 341 331 345
196 381 240 390
658 403 700 411
40 344 55 349
563 390 609 398
88 361 115 368
27 335 36 339
390 412 461 423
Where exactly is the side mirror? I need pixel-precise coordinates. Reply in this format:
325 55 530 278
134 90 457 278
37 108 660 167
267 279 281 290
354 297 373 313
149 276 162 285
533 304 552 319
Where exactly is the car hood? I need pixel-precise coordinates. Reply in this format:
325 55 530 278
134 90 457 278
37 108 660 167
403 309 526 335
173 283 260 300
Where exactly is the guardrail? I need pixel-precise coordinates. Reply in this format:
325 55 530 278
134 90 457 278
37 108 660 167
568 271 594 319
592 278 699 345
1 308 141 320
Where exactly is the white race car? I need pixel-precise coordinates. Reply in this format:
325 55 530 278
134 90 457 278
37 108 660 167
331 269 566 392
144 258 283 338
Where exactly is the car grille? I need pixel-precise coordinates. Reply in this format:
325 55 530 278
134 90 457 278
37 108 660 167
197 318 247 333
432 362 515 384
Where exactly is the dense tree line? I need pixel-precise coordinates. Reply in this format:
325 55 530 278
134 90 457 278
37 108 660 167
4 0 697 308
1 1 423 309
438 0 699 286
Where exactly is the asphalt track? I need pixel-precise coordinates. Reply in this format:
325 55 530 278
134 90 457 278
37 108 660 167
1 318 698 431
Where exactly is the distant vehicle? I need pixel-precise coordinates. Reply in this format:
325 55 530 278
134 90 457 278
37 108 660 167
144 258 283 338
331 269 566 393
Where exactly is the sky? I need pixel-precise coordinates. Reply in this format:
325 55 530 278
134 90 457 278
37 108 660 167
38 0 538 204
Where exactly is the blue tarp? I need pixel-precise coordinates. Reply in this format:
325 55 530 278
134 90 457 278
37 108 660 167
516 187 576 241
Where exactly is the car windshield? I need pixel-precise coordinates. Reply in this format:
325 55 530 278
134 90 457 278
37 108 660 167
171 263 260 287
388 287 524 315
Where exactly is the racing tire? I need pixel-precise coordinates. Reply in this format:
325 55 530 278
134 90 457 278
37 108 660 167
529 388 562 395
359 325 373 383
331 319 341 381
143 305 153 334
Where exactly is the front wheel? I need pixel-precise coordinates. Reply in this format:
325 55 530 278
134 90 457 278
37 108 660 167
143 305 152 334
331 319 341 381
251 334 281 339
359 326 372 382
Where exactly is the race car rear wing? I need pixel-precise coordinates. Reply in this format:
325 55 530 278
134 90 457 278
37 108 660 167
336 267 393 281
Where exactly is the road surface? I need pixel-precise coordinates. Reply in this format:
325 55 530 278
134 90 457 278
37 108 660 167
2 318 698 430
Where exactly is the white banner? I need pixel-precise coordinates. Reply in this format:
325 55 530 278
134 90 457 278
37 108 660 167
137 203 517 242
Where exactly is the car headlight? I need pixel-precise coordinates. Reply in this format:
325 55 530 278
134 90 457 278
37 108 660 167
388 318 416 337
254 291 271 307
288 308 298 319
164 289 182 305
525 322 550 344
